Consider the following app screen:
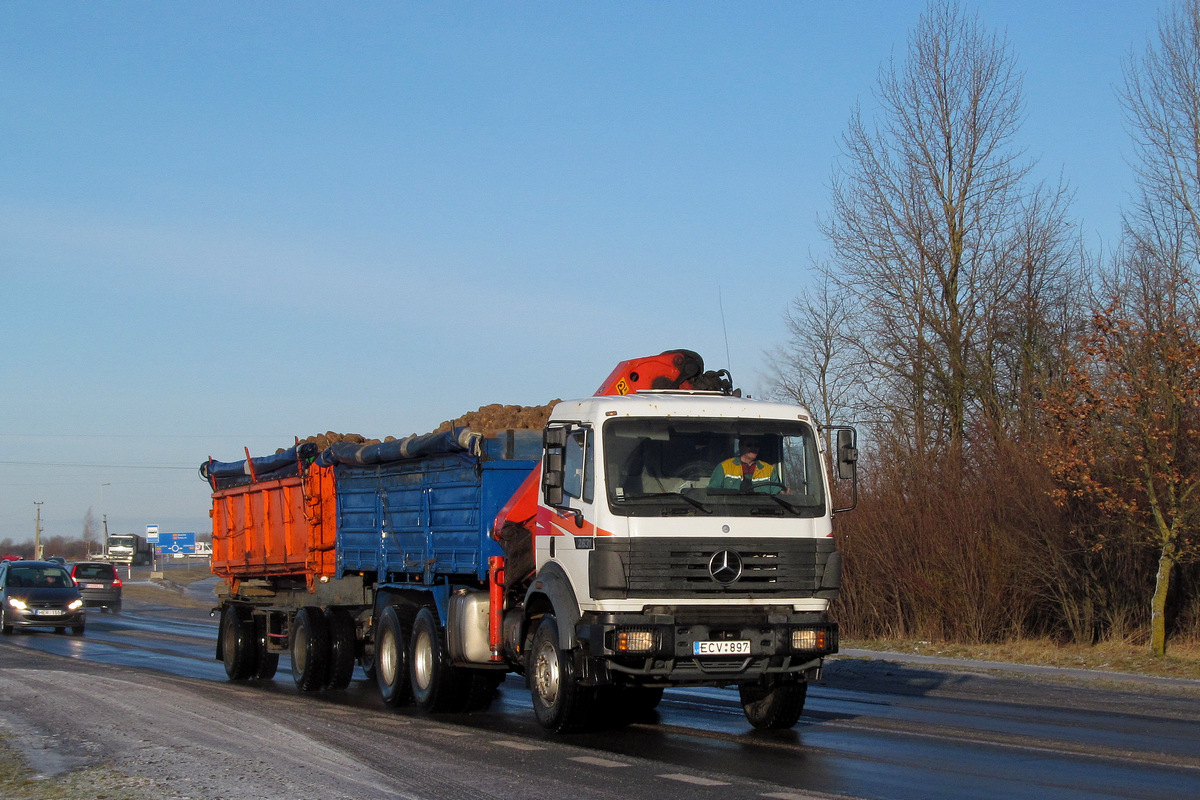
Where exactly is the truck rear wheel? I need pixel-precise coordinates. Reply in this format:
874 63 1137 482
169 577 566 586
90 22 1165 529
221 606 256 681
739 675 807 730
325 607 357 690
528 613 595 732
375 605 413 707
409 606 471 712
253 616 279 680
291 606 330 692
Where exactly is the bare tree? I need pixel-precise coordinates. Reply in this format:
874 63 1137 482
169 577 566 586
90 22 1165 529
1121 0 1200 272
814 1 1076 457
768 269 865 437
82 507 98 554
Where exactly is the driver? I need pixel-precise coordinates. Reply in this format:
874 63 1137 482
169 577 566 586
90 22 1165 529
708 436 781 493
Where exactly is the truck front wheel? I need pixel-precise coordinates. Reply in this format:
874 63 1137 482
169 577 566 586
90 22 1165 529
739 675 807 730
528 613 595 732
291 606 330 692
375 605 412 707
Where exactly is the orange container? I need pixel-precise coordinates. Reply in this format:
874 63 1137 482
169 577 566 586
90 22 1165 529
209 463 337 593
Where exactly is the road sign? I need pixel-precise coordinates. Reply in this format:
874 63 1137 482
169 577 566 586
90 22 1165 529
155 531 196 555
146 524 159 543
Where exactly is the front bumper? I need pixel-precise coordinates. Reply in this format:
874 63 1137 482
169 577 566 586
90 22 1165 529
575 608 838 685
4 607 86 629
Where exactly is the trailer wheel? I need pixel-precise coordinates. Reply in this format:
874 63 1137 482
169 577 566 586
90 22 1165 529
325 607 357 690
739 675 807 730
291 606 330 692
221 606 256 681
528 613 595 732
375 605 412 707
409 606 471 712
253 616 279 680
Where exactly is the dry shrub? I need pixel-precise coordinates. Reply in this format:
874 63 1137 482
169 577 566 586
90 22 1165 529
834 441 1040 643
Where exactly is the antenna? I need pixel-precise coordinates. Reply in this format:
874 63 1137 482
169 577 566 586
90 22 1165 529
718 287 732 372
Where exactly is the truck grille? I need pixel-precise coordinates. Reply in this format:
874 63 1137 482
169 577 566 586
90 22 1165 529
593 537 836 598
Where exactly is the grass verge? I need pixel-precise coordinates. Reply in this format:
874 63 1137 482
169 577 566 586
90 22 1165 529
842 636 1200 680
0 734 149 800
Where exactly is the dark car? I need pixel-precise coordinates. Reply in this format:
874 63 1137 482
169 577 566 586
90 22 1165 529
70 561 123 613
0 560 85 635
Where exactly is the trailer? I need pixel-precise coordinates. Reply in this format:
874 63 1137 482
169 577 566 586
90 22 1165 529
202 350 855 731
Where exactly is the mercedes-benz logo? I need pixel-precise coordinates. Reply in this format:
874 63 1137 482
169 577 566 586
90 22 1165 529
708 550 743 584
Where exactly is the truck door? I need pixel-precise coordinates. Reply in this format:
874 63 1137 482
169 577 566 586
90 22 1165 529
539 424 596 582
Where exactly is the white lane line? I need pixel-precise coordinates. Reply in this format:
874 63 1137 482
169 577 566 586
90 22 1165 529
658 774 731 786
495 741 546 751
571 756 631 768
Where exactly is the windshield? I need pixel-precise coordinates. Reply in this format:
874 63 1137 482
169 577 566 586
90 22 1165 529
108 536 134 547
6 565 72 588
603 418 826 517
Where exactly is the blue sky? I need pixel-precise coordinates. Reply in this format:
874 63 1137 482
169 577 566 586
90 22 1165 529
0 1 1160 542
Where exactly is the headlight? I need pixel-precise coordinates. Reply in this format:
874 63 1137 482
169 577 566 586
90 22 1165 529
7 597 28 610
615 629 656 653
68 599 84 611
791 628 828 651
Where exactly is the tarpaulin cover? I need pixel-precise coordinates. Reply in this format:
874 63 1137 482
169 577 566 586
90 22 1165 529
201 442 320 483
315 427 480 467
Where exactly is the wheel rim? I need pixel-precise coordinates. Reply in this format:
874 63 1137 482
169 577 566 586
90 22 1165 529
222 615 237 661
533 639 560 707
413 628 433 691
293 625 308 672
379 628 396 684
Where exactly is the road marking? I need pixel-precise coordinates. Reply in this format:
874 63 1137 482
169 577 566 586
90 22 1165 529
659 774 730 786
420 728 471 736
763 793 823 800
495 741 546 751
571 756 630 768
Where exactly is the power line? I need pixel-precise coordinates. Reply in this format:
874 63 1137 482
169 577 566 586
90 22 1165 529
0 460 194 470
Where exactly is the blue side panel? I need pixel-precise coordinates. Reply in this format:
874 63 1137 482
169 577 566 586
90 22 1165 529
334 452 536 585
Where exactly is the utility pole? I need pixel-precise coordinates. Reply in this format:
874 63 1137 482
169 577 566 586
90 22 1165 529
100 482 111 559
34 501 43 560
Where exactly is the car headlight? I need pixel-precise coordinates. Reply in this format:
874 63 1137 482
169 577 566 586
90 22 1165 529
7 597 28 610
68 599 84 611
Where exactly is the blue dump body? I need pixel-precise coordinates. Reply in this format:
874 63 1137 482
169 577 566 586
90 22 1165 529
333 432 541 590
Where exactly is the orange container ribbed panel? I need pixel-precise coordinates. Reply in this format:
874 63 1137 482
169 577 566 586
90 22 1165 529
210 463 338 586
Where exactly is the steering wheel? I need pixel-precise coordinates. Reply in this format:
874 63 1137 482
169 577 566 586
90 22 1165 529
675 460 715 482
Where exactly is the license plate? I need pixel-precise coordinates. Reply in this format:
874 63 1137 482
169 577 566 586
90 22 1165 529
693 640 750 656
35 609 65 617
84 583 104 589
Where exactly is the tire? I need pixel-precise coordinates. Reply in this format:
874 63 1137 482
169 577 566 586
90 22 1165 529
739 675 808 730
409 606 471 712
374 605 412 708
1 609 11 636
290 606 331 692
253 616 279 680
461 670 505 713
528 613 596 732
221 606 256 680
71 625 85 636
113 602 122 615
325 607 357 690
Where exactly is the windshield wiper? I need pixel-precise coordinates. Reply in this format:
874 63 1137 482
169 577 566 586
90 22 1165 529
765 493 805 515
620 492 712 514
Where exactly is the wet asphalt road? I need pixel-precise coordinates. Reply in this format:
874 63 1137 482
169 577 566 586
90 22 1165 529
2 572 1199 800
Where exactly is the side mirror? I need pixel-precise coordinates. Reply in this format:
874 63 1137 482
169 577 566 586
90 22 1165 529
836 428 858 481
542 426 567 507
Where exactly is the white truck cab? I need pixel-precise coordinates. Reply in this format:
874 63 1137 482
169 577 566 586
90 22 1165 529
522 390 854 731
